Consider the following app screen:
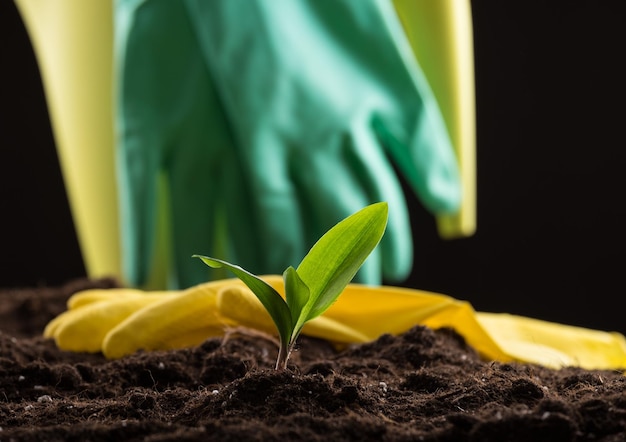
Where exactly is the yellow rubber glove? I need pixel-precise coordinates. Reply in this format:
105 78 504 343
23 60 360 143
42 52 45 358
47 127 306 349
45 276 626 371
44 276 370 358
102 282 236 359
475 312 626 371
44 279 241 358
44 290 169 353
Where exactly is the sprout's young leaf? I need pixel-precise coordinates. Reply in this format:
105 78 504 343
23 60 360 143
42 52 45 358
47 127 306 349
296 202 388 320
192 255 293 345
194 202 388 371
283 266 309 341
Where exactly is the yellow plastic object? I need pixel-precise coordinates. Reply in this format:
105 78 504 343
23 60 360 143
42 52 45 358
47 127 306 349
43 278 240 358
44 276 626 371
324 284 626 370
43 292 168 353
102 282 236 359
476 312 626 370
393 0 476 238
219 280 626 370
65 287 160 310
14 0 121 279
260 277 510 361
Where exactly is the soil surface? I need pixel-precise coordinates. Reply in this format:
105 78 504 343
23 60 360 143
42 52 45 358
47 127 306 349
1 278 626 441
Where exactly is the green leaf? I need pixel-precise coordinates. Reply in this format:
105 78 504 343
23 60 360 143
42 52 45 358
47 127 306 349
192 255 293 345
194 202 388 371
283 266 310 342
296 202 388 320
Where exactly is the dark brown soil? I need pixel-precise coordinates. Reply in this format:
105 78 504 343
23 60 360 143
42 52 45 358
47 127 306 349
2 278 626 441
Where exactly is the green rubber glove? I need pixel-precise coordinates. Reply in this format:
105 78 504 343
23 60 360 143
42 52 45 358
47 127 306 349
115 0 461 289
116 0 245 288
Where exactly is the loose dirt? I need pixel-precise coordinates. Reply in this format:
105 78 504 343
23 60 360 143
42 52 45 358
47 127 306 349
2 278 625 441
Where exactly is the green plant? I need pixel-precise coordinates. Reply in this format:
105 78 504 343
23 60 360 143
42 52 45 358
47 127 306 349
193 202 388 370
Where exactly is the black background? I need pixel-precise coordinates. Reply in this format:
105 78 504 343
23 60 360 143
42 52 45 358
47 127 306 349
2 2 625 333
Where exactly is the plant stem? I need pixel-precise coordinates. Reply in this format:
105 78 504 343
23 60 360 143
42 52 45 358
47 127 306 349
275 341 292 371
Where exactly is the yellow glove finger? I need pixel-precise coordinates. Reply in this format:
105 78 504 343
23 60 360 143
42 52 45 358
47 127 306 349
66 288 173 310
102 281 237 359
44 308 78 339
302 316 370 344
213 275 297 334
217 285 276 334
44 290 167 338
476 312 626 370
45 294 167 353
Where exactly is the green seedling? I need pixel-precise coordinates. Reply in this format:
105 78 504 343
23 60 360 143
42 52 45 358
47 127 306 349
193 202 388 370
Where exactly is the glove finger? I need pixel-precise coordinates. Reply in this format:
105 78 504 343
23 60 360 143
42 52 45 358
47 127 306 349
288 158 376 285
374 110 461 216
182 1 304 277
44 308 94 340
302 316 370 344
368 3 461 215
217 285 276 335
116 2 164 287
286 131 410 284
214 275 297 334
46 294 167 353
45 289 162 339
118 0 230 288
219 148 268 275
102 281 235 359
341 125 414 282
165 35 241 288
227 151 308 277
66 288 171 310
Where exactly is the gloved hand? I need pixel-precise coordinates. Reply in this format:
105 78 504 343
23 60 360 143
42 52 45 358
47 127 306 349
115 0 461 289
45 276 626 371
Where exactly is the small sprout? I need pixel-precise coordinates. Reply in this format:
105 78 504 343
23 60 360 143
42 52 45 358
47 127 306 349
194 202 388 370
